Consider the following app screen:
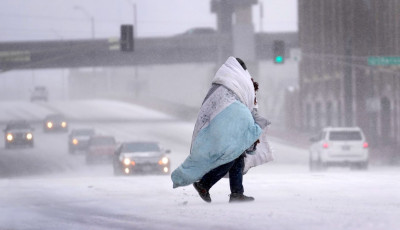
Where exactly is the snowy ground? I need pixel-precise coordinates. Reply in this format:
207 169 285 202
0 100 399 230
2 167 400 230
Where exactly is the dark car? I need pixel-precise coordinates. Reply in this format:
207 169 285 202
113 141 171 175
3 120 34 149
86 135 116 164
43 114 68 132
68 128 95 154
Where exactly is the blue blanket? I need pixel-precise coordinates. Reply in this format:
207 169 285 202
171 101 261 188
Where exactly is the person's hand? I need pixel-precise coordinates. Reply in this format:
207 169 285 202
245 140 260 155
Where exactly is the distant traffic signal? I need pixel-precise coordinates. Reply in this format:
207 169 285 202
273 40 285 64
120 25 134 52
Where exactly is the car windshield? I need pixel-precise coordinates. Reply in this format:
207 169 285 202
46 115 65 121
7 123 31 130
90 137 115 145
329 131 362 141
73 130 94 136
122 143 160 153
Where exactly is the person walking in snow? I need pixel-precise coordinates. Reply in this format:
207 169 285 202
171 57 270 203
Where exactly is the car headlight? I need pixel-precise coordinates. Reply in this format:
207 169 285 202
26 133 33 140
6 133 13 142
47 122 53 128
159 157 169 165
61 122 67 128
123 158 131 166
72 138 78 145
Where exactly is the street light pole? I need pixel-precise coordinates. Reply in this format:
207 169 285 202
50 29 63 40
125 0 139 98
134 3 137 37
74 5 96 88
74 6 95 39
91 16 95 39
259 2 263 32
126 0 137 37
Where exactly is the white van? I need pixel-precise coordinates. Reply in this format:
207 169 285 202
30 86 48 102
309 127 369 171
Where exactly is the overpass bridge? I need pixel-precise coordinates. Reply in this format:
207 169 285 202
0 0 298 72
0 33 298 72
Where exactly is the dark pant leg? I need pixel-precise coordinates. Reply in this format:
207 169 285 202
229 154 244 194
200 159 236 190
200 154 245 192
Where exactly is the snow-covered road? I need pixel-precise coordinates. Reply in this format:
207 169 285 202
1 165 399 230
0 100 399 230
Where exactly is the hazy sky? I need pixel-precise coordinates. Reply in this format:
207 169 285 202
0 0 297 42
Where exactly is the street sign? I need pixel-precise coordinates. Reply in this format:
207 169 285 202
368 56 400 66
0 51 30 63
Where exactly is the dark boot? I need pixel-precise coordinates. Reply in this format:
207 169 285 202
193 182 211 203
229 193 254 203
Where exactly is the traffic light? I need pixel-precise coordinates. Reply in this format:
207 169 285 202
273 40 285 64
120 25 134 52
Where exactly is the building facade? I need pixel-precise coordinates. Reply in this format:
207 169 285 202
297 0 400 157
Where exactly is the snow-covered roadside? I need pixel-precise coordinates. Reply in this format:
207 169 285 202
1 166 399 230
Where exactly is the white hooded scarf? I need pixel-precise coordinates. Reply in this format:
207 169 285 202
212 57 255 111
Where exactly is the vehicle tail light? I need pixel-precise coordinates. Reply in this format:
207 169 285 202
322 142 329 148
363 142 369 148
